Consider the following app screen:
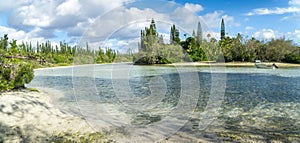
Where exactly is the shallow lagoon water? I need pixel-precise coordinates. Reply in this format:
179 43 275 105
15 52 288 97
28 64 300 142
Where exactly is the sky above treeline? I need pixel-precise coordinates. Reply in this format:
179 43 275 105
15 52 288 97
0 0 299 52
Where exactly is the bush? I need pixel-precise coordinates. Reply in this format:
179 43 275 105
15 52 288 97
0 58 34 91
13 62 34 88
283 54 300 64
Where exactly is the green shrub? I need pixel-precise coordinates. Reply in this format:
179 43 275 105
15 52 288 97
0 59 34 91
13 62 34 88
283 54 300 64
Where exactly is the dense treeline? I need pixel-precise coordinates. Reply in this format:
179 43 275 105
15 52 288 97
134 19 300 64
0 34 117 91
219 34 300 63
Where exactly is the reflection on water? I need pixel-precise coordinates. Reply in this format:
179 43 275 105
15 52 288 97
28 64 300 142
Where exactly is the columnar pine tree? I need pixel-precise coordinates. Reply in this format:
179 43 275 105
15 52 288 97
139 19 158 51
196 21 203 45
150 19 156 35
221 18 226 40
170 25 174 44
170 24 180 45
192 30 196 38
0 34 8 51
158 35 164 44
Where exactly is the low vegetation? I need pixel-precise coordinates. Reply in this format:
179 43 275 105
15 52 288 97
49 131 114 143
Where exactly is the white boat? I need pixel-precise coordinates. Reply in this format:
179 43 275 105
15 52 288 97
254 60 278 69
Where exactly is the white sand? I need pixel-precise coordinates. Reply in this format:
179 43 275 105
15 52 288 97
168 62 300 67
0 89 95 142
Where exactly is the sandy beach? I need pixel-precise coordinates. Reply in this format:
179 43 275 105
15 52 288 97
167 62 300 68
0 89 111 142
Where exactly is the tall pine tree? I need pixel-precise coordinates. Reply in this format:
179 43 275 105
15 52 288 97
192 30 196 38
196 21 202 45
170 24 180 45
139 19 159 52
220 18 225 40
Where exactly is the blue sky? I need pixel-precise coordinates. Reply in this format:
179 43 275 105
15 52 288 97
0 0 299 52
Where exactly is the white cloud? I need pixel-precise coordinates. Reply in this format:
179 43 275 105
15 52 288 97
80 0 134 18
0 25 54 45
245 26 255 31
171 6 201 33
247 7 300 16
9 1 57 28
253 29 277 39
0 0 32 12
184 3 204 13
82 6 170 41
200 11 223 28
203 31 220 40
8 0 129 30
289 0 300 6
56 0 81 16
222 15 240 27
0 26 26 40
2 0 237 50
244 26 255 36
199 11 239 31
287 29 300 39
281 14 300 20
286 29 300 45
67 20 93 37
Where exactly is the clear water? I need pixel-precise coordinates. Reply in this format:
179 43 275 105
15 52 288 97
28 63 300 142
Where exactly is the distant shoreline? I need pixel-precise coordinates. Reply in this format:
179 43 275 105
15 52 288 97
166 62 300 68
34 62 300 71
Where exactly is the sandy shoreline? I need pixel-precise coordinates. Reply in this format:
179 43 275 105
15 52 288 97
34 62 300 71
0 89 111 142
167 62 300 68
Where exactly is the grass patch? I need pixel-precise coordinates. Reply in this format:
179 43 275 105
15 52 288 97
56 63 73 67
26 88 39 92
49 131 114 143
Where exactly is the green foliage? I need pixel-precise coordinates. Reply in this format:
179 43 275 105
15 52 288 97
0 34 8 51
13 62 34 88
134 43 184 64
218 34 299 63
0 34 119 91
0 59 34 91
283 53 300 63
139 19 158 52
95 48 117 63
181 37 208 62
135 20 187 65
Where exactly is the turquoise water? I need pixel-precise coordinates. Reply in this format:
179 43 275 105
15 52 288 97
28 64 300 142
